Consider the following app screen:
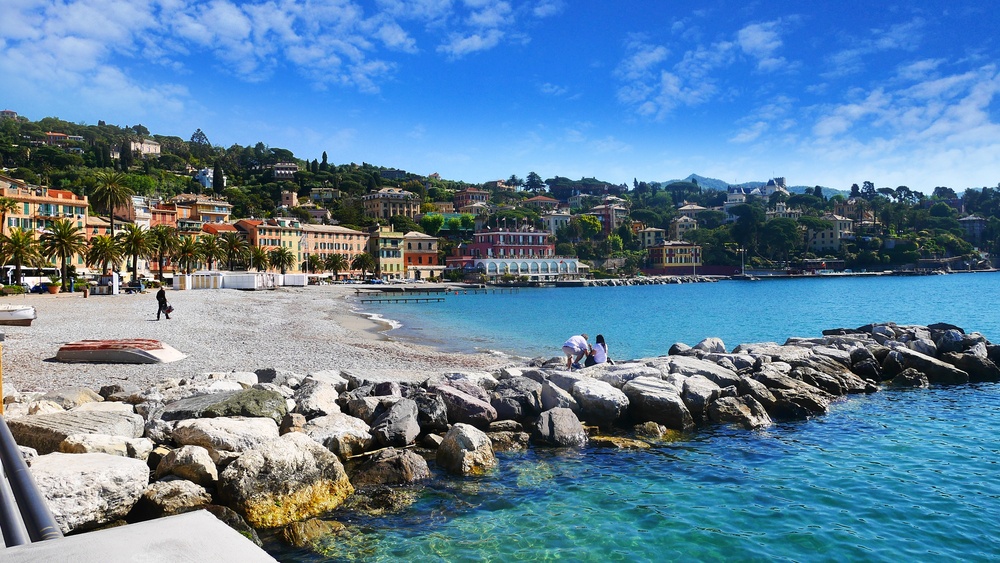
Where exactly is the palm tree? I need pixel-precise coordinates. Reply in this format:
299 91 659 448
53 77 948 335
197 234 224 270
93 170 134 237
268 247 295 274
220 232 249 270
147 225 178 282
0 197 20 236
351 252 376 280
304 254 324 274
325 253 349 279
40 219 87 290
86 234 124 275
0 228 42 286
173 236 201 275
117 223 149 282
248 245 269 272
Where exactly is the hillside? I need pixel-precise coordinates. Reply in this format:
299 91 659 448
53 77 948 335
666 174 850 198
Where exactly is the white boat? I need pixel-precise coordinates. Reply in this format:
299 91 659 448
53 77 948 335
0 304 36 326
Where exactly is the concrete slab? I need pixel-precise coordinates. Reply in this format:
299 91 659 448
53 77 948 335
3 510 277 562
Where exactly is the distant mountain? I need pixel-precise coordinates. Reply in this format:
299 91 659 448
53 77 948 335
662 173 849 198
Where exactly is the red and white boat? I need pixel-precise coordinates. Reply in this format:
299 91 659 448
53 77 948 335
55 339 186 364
0 304 37 326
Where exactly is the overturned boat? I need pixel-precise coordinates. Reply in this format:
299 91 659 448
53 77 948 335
0 304 37 326
55 339 186 364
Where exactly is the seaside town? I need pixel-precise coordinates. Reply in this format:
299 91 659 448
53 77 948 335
2 112 1000 561
0 112 996 295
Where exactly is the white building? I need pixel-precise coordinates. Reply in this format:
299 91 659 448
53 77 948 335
541 209 571 235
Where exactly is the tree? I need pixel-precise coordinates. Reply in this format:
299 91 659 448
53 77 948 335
212 160 225 193
304 254 324 274
525 172 545 193
220 232 249 270
506 175 523 190
148 225 179 281
576 215 602 240
320 151 329 172
420 214 445 236
248 246 269 272
93 169 134 238
325 254 349 278
86 234 124 275
351 252 376 279
118 139 133 170
0 197 19 236
40 219 87 290
173 236 202 274
0 228 42 285
268 247 295 274
118 223 149 281
197 234 224 270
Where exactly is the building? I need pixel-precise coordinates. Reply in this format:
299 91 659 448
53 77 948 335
445 229 588 282
114 195 154 229
766 201 802 221
432 202 455 214
646 241 702 275
0 110 17 120
677 203 708 219
362 187 420 220
380 169 407 180
959 215 987 244
670 216 697 240
272 162 299 180
541 210 571 235
280 190 298 208
482 180 511 191
459 201 494 216
588 203 629 235
301 224 369 279
0 174 90 273
309 187 341 205
833 199 874 224
131 138 161 158
235 217 305 272
368 225 405 280
523 195 560 211
403 231 444 280
150 205 178 229
171 195 233 224
638 227 667 249
454 188 489 209
194 168 226 190
45 132 69 147
807 214 854 252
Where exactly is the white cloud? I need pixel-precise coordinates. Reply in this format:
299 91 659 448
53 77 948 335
540 82 567 96
437 29 503 58
533 0 564 18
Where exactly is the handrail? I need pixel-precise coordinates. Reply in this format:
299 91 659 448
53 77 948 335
0 416 63 546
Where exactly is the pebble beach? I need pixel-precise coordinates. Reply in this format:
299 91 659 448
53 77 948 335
0 286 514 393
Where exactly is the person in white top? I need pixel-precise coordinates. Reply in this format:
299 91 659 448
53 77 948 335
585 334 611 367
562 333 589 369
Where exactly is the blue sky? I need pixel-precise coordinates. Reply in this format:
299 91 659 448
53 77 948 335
2 0 998 193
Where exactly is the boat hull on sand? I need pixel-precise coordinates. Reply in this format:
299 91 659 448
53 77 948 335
55 339 186 364
0 304 37 326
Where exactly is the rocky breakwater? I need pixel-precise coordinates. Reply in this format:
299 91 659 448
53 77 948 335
3 321 997 556
587 275 717 287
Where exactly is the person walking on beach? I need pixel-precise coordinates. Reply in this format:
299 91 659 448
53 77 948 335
156 286 170 320
563 333 588 370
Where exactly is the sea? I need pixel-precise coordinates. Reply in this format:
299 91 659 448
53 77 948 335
267 273 1000 562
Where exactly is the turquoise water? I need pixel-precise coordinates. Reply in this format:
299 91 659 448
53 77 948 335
268 274 1000 561
371 273 1000 361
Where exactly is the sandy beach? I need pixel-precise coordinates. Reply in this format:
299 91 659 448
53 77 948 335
0 285 516 393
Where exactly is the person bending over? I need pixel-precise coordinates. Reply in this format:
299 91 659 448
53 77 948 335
562 333 589 370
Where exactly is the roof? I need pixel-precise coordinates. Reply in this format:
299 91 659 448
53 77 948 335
524 195 559 203
300 224 367 235
202 223 239 234
403 230 438 239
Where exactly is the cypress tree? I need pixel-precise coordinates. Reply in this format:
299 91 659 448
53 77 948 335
213 160 224 193
320 151 329 171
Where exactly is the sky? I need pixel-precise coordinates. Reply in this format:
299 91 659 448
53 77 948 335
1 0 999 193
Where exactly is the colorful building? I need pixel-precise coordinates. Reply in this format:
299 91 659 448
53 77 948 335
301 224 369 279
403 231 443 280
368 225 405 280
362 188 419 220
646 241 702 275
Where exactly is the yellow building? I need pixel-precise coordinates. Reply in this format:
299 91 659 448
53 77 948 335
0 174 90 272
647 240 702 274
368 225 405 280
235 217 305 273
301 224 369 279
362 188 419 220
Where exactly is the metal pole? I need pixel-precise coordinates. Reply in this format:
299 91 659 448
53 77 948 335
0 417 63 542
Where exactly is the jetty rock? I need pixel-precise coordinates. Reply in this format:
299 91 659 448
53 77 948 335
436 423 497 475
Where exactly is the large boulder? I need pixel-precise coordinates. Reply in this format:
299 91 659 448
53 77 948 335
219 432 354 529
154 445 219 487
293 378 342 419
939 352 1000 383
570 378 629 428
412 390 449 433
622 376 694 431
660 356 740 387
8 410 145 455
303 413 373 459
490 377 543 421
59 434 153 460
587 363 663 388
895 348 970 385
540 380 579 413
435 385 497 428
39 387 103 410
349 447 430 487
707 396 772 429
693 337 726 354
532 408 587 448
172 416 280 460
159 389 288 424
370 398 421 447
681 375 721 424
130 480 213 521
436 423 496 475
30 452 149 533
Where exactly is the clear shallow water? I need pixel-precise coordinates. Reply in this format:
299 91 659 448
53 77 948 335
369 273 1000 361
267 274 1000 561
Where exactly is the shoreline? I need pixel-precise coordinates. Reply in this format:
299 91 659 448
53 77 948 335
0 286 516 393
